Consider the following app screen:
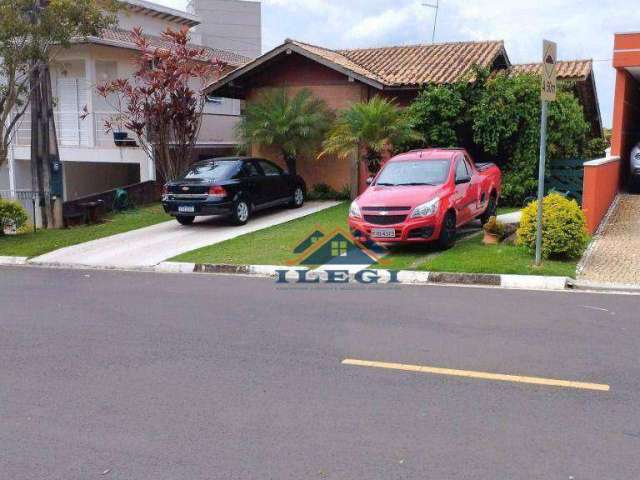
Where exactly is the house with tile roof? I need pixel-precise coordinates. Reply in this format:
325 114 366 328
205 38 602 193
0 0 259 226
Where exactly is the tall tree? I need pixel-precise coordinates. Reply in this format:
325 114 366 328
320 96 422 197
0 0 117 169
2 0 116 228
93 27 225 182
236 88 333 175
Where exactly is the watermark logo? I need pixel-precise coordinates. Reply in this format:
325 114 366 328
275 227 400 285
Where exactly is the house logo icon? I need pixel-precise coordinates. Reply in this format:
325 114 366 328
288 227 387 266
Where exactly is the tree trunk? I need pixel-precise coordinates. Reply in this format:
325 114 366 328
284 153 297 176
350 150 360 200
30 62 61 229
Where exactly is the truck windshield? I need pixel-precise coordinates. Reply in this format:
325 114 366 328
375 160 450 186
182 161 240 181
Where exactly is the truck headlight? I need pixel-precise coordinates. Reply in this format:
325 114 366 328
410 197 440 218
349 201 362 218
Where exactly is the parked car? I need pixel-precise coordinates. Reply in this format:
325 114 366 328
162 157 306 225
348 148 502 248
631 141 640 191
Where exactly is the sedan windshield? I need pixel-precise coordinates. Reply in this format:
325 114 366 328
375 160 450 186
182 161 240 181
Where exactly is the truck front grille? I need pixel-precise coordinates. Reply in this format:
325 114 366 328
363 214 407 225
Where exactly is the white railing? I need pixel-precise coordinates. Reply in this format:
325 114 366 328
12 110 241 148
198 113 240 144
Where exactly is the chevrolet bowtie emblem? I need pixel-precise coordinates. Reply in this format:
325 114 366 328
379 211 389 215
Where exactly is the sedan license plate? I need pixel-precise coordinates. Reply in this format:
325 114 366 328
178 205 195 213
371 228 396 238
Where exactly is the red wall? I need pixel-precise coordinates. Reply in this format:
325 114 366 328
240 53 419 195
582 158 621 234
583 33 640 233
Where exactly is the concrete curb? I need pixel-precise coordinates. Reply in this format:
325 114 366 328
0 256 28 265
567 278 640 293
155 261 571 291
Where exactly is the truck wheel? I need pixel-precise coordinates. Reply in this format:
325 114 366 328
480 195 498 225
229 199 251 225
176 215 195 226
438 212 457 249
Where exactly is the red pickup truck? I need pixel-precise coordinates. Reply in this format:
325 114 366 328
348 148 501 248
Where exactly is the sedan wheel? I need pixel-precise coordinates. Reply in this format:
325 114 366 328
290 186 305 208
230 199 250 225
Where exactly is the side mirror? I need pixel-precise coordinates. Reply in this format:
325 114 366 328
455 176 471 185
366 176 374 185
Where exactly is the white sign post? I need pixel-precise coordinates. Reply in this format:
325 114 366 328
535 40 557 265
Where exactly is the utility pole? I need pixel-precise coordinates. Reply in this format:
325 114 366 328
422 0 440 43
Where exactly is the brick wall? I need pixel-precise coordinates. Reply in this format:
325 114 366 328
244 54 393 194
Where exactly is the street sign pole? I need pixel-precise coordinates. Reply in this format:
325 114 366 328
535 99 548 265
535 39 557 266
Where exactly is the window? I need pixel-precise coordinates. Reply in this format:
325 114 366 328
258 160 283 176
331 240 348 257
375 160 450 186
182 161 240 181
455 158 469 182
243 161 261 177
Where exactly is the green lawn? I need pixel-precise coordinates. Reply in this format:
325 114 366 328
0 203 171 258
173 203 575 277
173 203 351 265
378 235 577 277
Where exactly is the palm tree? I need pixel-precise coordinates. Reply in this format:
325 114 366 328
236 88 332 175
319 96 422 196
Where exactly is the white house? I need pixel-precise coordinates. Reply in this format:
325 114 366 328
0 0 260 223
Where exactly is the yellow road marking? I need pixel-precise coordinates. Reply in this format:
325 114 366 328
342 359 610 392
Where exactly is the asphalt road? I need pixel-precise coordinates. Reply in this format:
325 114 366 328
1 266 639 479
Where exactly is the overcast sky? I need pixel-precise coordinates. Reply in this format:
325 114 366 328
160 0 640 128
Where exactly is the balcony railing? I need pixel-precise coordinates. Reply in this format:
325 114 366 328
12 111 240 148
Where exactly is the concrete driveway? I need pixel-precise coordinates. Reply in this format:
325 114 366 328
30 201 340 268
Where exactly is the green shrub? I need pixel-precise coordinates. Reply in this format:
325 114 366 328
307 183 350 201
517 193 588 259
0 199 29 234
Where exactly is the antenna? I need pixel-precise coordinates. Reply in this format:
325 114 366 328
422 0 440 43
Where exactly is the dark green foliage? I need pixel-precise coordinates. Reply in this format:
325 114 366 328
407 68 603 206
307 183 351 201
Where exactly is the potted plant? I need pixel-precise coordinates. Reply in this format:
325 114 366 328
482 216 505 245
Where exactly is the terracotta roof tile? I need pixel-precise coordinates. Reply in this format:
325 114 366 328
337 40 506 86
509 60 593 80
85 29 252 67
281 39 506 87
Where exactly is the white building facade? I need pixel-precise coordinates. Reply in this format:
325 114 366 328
1 0 259 221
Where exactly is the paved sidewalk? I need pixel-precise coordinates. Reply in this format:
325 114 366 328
579 194 640 285
30 201 340 268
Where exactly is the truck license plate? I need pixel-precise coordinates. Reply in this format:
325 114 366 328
371 228 395 238
178 205 195 213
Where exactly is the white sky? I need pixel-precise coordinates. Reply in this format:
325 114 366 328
159 0 640 128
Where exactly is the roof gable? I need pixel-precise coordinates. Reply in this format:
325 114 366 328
205 38 508 95
79 29 251 68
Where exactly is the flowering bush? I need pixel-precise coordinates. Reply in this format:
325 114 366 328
0 199 28 234
517 193 588 259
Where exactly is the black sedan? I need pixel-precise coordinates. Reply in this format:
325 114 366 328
162 157 306 226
